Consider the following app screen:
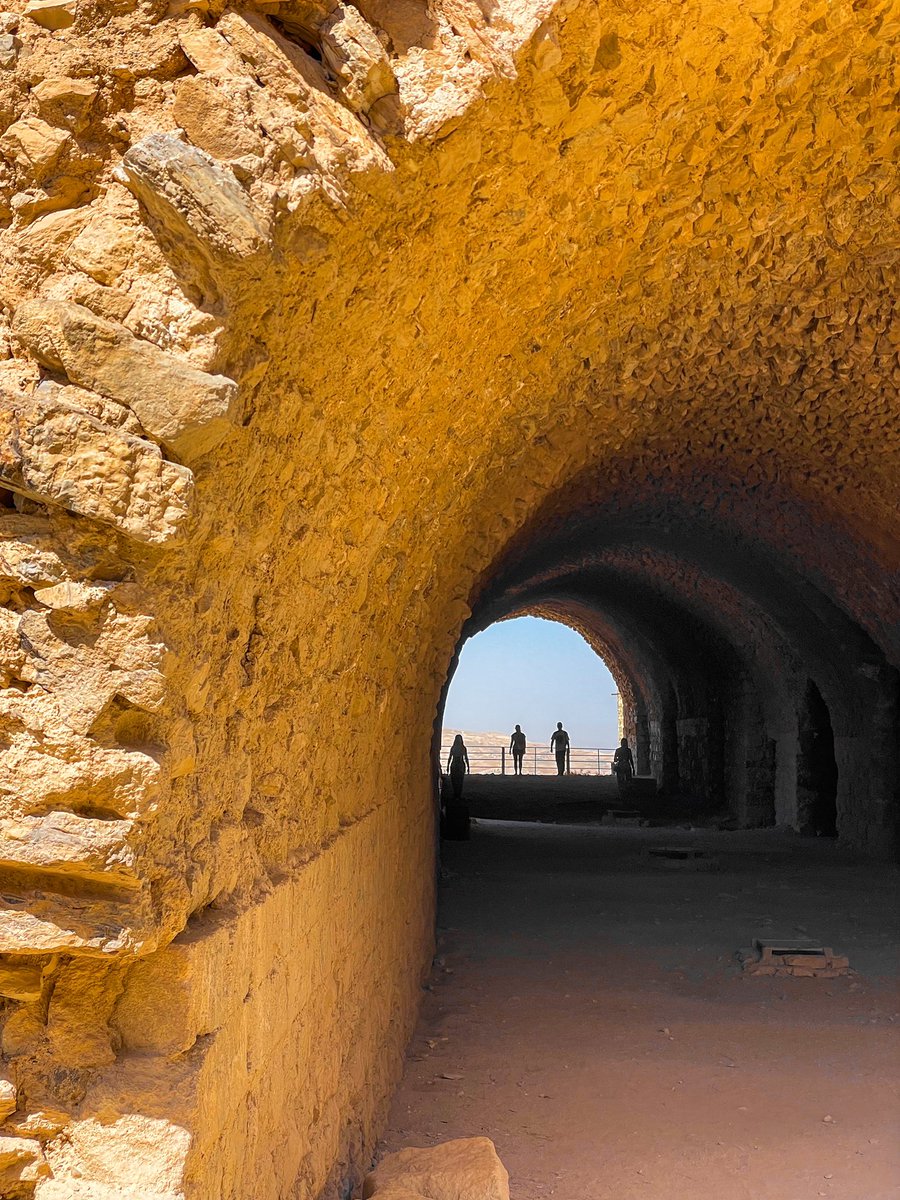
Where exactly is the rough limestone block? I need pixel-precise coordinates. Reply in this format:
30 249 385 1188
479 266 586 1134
0 1134 48 1190
0 387 193 544
23 0 74 28
363 1138 510 1200
172 76 267 162
0 516 74 586
0 1078 16 1120
321 3 398 113
32 580 116 612
0 813 138 888
13 300 238 460
66 212 137 285
0 889 147 955
0 117 71 180
117 133 271 261
31 77 98 132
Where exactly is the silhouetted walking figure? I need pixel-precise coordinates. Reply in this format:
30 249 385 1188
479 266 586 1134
612 736 635 794
550 722 569 775
509 725 526 775
446 734 470 801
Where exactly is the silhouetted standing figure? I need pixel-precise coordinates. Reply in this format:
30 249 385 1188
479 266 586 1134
613 736 635 794
550 722 570 776
509 725 526 775
446 734 470 801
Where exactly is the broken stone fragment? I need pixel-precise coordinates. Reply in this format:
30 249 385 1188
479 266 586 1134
0 1079 16 1122
13 300 238 459
0 386 193 544
33 580 116 611
66 211 137 284
0 32 18 68
172 75 267 162
117 133 271 261
22 0 73 28
16 206 92 264
363 1138 510 1200
31 77 98 132
4 1109 69 1140
321 3 399 114
0 891 146 955
0 516 73 587
0 117 72 181
0 1134 49 1191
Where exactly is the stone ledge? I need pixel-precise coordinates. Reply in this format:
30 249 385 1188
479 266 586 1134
0 387 193 545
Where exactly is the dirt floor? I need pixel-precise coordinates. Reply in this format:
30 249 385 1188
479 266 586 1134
378 782 900 1199
458 773 663 824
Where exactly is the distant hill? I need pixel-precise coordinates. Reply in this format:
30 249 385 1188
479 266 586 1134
441 728 510 749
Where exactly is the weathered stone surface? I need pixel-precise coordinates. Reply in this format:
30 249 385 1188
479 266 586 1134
0 514 91 588
0 813 138 887
12 301 238 459
0 387 193 543
16 207 92 264
0 1133 47 1190
0 32 18 69
31 77 97 133
0 117 71 180
172 76 267 163
363 1138 510 1200
321 4 399 115
118 133 271 262
0 958 54 1002
0 1077 16 1120
22 0 73 29
66 212 137 285
32 580 116 611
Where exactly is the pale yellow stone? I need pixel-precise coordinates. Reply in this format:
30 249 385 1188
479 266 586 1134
23 0 74 28
66 213 137 285
364 1138 510 1200
12 301 238 459
0 117 71 178
0 386 194 542
0 1078 16 1121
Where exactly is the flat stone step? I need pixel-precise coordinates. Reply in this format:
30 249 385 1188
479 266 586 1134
739 937 851 977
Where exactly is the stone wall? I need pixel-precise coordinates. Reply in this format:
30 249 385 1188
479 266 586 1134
0 0 897 1194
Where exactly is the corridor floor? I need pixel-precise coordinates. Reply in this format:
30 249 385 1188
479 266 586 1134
378 820 900 1200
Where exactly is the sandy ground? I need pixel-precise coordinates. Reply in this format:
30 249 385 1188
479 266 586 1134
378 800 900 1199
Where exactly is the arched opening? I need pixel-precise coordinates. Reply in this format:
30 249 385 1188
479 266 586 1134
797 679 838 837
443 615 619 762
451 458 899 848
439 614 623 823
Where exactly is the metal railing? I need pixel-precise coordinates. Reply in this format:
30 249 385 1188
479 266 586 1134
441 743 616 776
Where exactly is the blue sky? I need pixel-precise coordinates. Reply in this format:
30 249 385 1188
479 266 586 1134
442 616 619 747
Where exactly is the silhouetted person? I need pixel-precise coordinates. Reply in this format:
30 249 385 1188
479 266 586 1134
509 725 526 775
446 734 470 801
613 736 635 794
550 722 569 775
